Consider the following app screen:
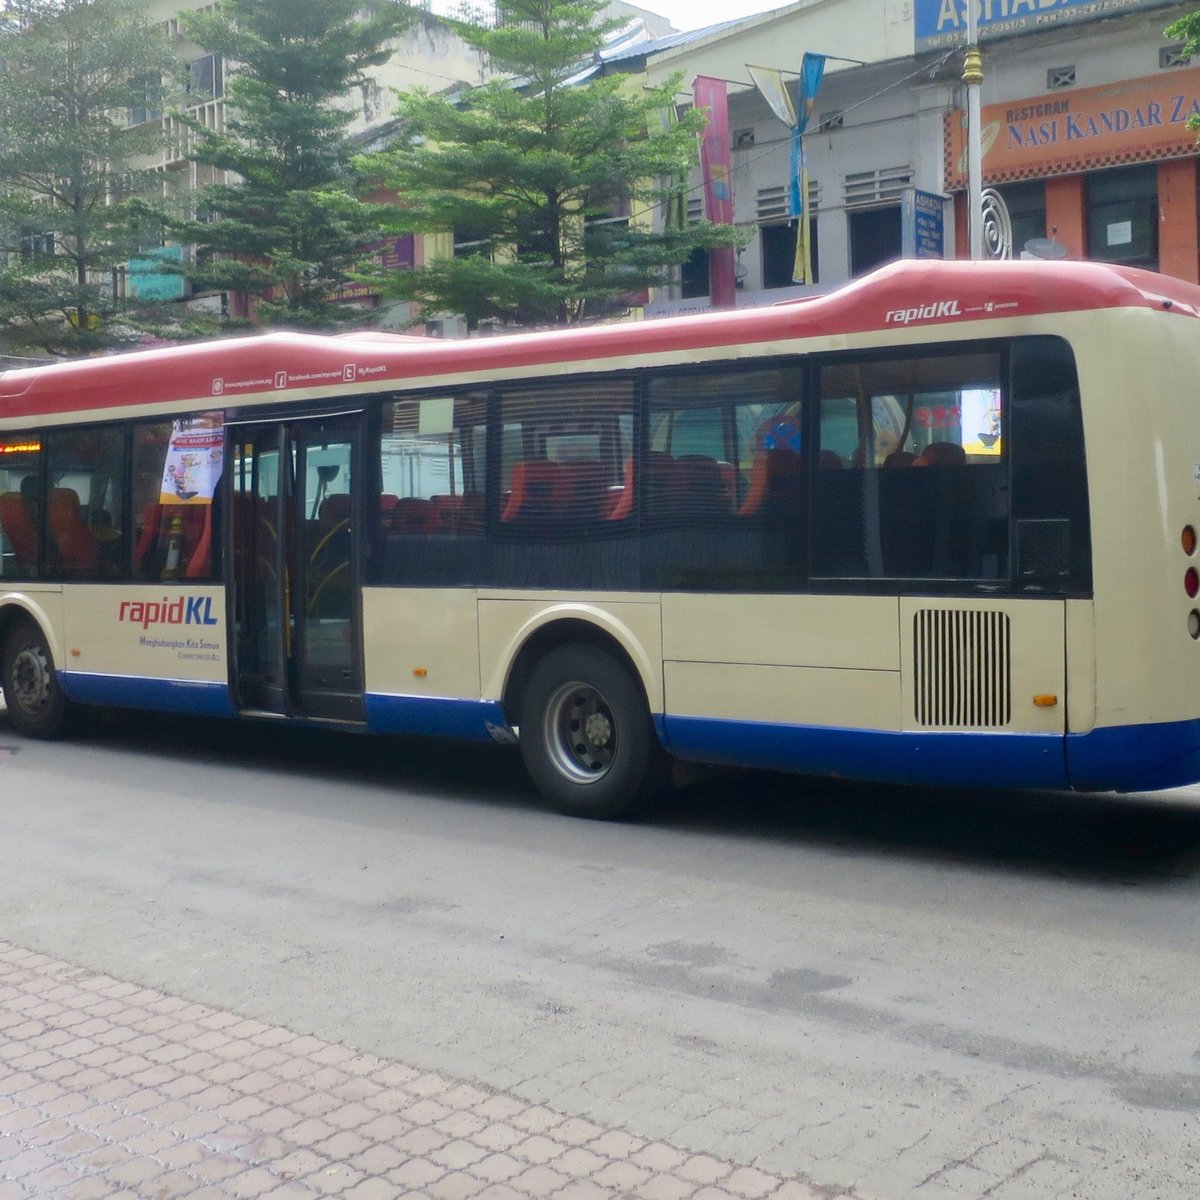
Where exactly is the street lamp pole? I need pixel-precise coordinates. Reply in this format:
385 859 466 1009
963 1 984 260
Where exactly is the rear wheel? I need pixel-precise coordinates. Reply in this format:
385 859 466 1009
1 620 73 739
519 644 667 819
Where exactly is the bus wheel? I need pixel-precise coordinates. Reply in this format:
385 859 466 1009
520 644 666 819
1 620 73 739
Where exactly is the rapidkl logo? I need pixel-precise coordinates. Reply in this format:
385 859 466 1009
885 299 963 325
118 596 219 630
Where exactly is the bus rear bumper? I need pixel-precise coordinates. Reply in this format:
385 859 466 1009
1066 719 1200 793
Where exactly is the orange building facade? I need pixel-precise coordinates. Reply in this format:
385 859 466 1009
944 56 1200 281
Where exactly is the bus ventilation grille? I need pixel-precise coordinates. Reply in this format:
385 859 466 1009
913 609 1011 728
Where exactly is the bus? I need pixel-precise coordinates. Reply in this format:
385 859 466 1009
3 257 1200 818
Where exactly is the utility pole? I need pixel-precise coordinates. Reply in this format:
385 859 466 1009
963 1 984 260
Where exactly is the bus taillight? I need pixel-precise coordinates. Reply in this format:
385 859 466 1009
1186 567 1199 598
1184 526 1197 556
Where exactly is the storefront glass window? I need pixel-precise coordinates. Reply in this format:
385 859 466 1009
1087 164 1158 269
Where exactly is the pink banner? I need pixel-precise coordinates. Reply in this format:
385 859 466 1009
694 75 737 310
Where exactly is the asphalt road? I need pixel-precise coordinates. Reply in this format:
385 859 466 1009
1 701 1199 1199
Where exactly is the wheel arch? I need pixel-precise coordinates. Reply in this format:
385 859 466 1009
0 596 63 669
493 609 662 733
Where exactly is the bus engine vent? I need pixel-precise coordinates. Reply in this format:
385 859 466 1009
913 609 1011 728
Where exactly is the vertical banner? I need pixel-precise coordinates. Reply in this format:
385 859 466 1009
793 53 826 285
694 75 737 309
746 67 801 216
651 104 686 231
748 57 825 284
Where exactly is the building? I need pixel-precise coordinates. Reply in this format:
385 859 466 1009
131 0 1200 328
939 0 1200 278
130 0 495 325
623 0 1200 316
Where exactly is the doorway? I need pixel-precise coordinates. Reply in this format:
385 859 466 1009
228 415 364 722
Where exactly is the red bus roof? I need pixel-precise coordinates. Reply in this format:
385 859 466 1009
2 258 1197 422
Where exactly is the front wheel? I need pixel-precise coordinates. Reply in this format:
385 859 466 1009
519 644 667 819
1 620 74 739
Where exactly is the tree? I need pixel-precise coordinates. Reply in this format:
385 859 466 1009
171 0 415 329
0 0 176 357
367 0 742 329
1167 12 1200 141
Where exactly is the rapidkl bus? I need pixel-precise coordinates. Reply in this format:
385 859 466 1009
3 258 1200 818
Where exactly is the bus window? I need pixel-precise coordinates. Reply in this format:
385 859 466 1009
1008 336 1090 592
0 437 42 579
379 392 486 530
374 392 489 586
644 365 805 590
479 380 637 590
812 349 1008 582
497 381 631 531
44 426 126 580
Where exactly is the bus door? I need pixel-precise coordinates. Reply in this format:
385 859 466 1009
228 415 365 723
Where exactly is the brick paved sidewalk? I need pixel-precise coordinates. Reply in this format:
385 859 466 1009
0 942 855 1200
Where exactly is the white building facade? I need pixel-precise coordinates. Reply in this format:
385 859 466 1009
635 0 1199 315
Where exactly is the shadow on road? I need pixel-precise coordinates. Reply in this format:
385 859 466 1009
656 769 1200 885
8 702 1200 886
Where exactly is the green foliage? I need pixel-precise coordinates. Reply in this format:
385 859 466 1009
172 0 414 328
0 0 177 357
1165 11 1200 57
366 0 742 328
1165 13 1200 137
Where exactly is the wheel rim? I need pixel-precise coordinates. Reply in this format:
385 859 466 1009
542 680 617 785
10 643 52 718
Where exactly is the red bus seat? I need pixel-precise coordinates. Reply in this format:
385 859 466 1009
0 492 38 569
913 442 967 466
739 450 805 516
387 496 440 533
318 493 352 523
502 461 571 523
134 502 211 578
47 487 98 573
560 461 611 522
671 455 732 517
430 493 483 534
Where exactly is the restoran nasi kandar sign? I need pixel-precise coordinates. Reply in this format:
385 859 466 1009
943 66 1200 189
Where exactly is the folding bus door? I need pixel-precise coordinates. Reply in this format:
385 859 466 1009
228 415 365 723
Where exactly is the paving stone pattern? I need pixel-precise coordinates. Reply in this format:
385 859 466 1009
0 942 857 1200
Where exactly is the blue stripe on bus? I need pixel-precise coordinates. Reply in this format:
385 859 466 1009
664 715 1200 793
365 693 507 742
48 673 1200 793
661 715 1071 790
58 672 236 717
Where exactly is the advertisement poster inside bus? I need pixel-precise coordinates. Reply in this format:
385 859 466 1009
159 412 224 504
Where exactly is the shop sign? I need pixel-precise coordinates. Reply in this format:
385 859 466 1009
329 235 415 302
902 189 946 258
127 244 186 301
945 66 1200 189
917 0 1176 51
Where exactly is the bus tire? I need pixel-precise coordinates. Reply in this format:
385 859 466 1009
519 644 667 819
1 620 74 740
